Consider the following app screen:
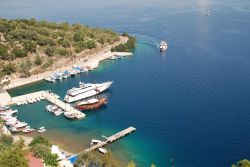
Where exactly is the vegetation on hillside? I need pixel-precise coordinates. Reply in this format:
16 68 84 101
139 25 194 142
232 159 250 167
0 134 28 167
0 18 120 78
29 136 58 167
75 151 120 167
111 33 136 52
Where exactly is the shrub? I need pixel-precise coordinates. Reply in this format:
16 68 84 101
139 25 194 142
34 54 42 65
23 41 37 52
12 47 28 58
0 44 12 60
45 46 54 56
2 63 16 75
29 136 50 147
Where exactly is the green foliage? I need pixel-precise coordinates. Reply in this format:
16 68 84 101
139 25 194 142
19 58 32 77
0 135 27 167
0 134 13 151
75 151 120 167
43 153 58 167
31 143 50 158
2 63 16 75
0 146 28 167
41 58 53 69
74 41 86 53
23 41 37 52
12 47 28 58
111 35 136 52
85 40 96 49
34 54 42 65
45 46 54 56
29 136 50 147
0 44 12 60
73 31 83 42
36 35 53 46
57 48 71 57
127 161 136 167
232 159 250 167
30 136 58 167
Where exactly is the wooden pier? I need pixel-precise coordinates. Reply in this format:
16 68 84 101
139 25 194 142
11 90 85 118
80 126 136 153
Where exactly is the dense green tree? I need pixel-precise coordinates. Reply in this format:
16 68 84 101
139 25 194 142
31 143 51 158
29 136 50 147
29 136 58 167
0 142 28 167
43 153 58 167
111 35 136 52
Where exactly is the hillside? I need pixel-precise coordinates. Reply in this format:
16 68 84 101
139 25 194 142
0 18 120 78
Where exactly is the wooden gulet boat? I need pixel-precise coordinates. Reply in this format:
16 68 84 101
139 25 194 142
76 96 107 111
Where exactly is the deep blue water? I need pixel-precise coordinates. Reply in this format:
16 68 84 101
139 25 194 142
1 0 250 166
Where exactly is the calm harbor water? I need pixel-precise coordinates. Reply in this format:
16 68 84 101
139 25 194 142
2 0 250 166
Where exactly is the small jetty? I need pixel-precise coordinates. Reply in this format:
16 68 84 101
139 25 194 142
80 126 136 153
11 90 85 119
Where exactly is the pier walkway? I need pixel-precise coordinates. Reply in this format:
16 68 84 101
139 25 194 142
11 90 85 118
80 126 136 153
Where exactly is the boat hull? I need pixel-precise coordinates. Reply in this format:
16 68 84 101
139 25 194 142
76 97 107 111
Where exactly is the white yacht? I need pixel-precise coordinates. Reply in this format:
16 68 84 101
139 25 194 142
160 41 168 51
64 81 113 103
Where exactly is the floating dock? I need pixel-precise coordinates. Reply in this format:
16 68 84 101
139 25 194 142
80 126 136 153
11 90 85 118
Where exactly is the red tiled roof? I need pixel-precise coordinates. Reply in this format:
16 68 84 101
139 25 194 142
26 152 44 167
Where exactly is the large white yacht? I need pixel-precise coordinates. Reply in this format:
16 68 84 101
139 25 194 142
160 41 168 51
64 81 113 103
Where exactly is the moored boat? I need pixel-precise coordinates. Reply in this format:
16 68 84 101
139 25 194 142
98 147 107 154
38 127 46 133
76 96 107 111
64 112 84 120
64 81 113 103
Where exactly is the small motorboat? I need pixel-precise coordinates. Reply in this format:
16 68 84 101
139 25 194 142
76 96 107 111
98 147 107 154
38 127 46 133
44 77 56 83
109 55 118 60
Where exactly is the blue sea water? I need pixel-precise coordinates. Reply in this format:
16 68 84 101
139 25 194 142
1 0 250 166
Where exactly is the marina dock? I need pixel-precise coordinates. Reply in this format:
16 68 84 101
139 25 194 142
11 90 85 118
81 126 136 153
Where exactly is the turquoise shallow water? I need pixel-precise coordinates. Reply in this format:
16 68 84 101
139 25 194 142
2 0 250 166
